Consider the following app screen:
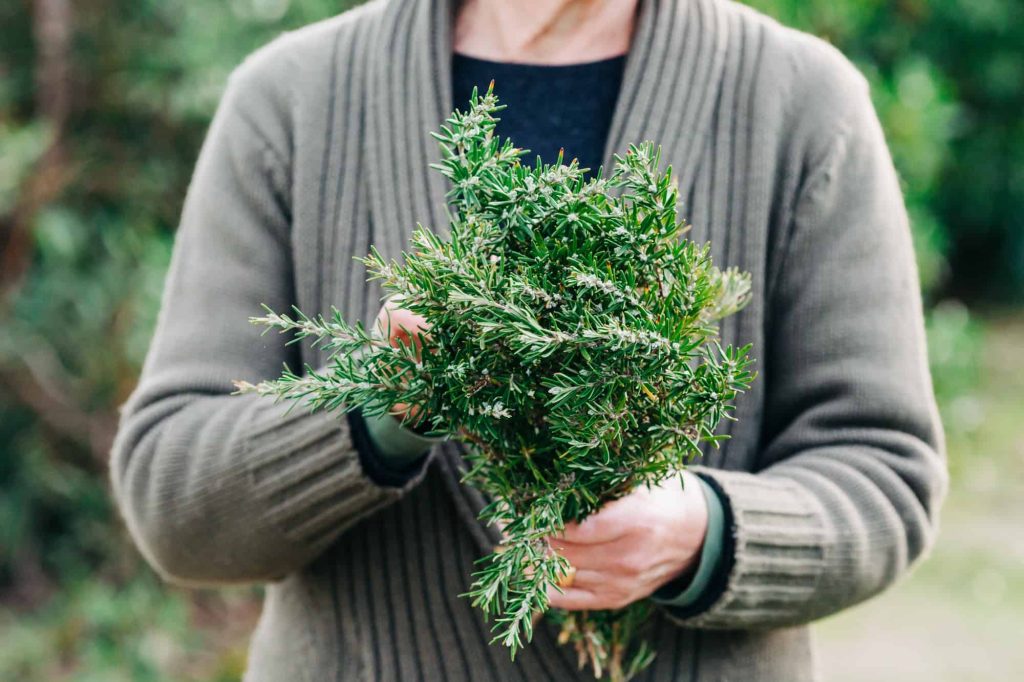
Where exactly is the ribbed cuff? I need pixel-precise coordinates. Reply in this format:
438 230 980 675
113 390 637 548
246 403 411 551
667 467 827 628
650 476 726 608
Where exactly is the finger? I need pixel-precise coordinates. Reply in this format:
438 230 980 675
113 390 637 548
375 306 429 341
551 538 632 573
547 586 601 611
555 513 628 545
547 584 635 612
567 570 652 608
559 541 667 584
561 568 604 590
390 319 429 345
388 402 423 422
549 565 661 608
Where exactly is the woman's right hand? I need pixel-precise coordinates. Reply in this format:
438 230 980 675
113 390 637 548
373 298 431 424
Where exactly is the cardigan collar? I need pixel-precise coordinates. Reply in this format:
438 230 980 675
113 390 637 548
363 0 731 253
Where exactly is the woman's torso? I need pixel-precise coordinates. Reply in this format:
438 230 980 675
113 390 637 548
239 0 840 678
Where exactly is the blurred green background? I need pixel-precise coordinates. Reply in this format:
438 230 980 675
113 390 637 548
1 1 1021 680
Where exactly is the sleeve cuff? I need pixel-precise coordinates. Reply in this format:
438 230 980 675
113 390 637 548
665 466 827 628
347 408 436 488
650 476 727 608
364 409 444 465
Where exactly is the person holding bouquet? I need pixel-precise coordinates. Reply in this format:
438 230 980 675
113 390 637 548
110 1 947 680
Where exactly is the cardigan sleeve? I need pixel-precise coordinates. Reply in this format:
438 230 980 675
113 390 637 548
109 64 429 587
670 76 948 629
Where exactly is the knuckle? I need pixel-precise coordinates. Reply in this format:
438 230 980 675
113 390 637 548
614 553 646 575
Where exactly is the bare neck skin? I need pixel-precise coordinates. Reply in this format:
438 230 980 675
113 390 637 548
453 0 639 64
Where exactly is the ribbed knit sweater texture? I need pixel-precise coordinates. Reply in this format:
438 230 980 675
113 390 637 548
109 0 948 679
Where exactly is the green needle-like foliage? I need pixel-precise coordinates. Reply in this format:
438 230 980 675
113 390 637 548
237 85 755 681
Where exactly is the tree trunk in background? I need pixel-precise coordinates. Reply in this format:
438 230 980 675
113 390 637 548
33 0 72 138
0 0 72 292
0 1 116 464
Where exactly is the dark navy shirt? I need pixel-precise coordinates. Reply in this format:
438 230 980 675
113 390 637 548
451 53 627 177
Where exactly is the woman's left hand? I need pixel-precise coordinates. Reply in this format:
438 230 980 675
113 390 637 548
546 471 709 611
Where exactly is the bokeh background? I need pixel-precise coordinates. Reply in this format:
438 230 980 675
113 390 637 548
1 1 1022 680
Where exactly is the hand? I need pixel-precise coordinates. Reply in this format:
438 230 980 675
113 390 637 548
546 471 709 611
373 298 430 424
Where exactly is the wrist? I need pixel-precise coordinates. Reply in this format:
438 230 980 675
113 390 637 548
655 471 711 586
651 474 726 608
364 407 442 464
679 470 710 563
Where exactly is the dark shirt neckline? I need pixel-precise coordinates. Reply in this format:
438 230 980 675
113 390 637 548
451 51 628 175
452 52 628 71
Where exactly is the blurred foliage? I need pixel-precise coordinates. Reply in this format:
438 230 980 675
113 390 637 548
745 0 1024 300
1 2 358 679
0 0 1020 679
815 313 1024 682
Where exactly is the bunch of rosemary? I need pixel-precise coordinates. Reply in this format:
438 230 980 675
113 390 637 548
238 85 754 681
